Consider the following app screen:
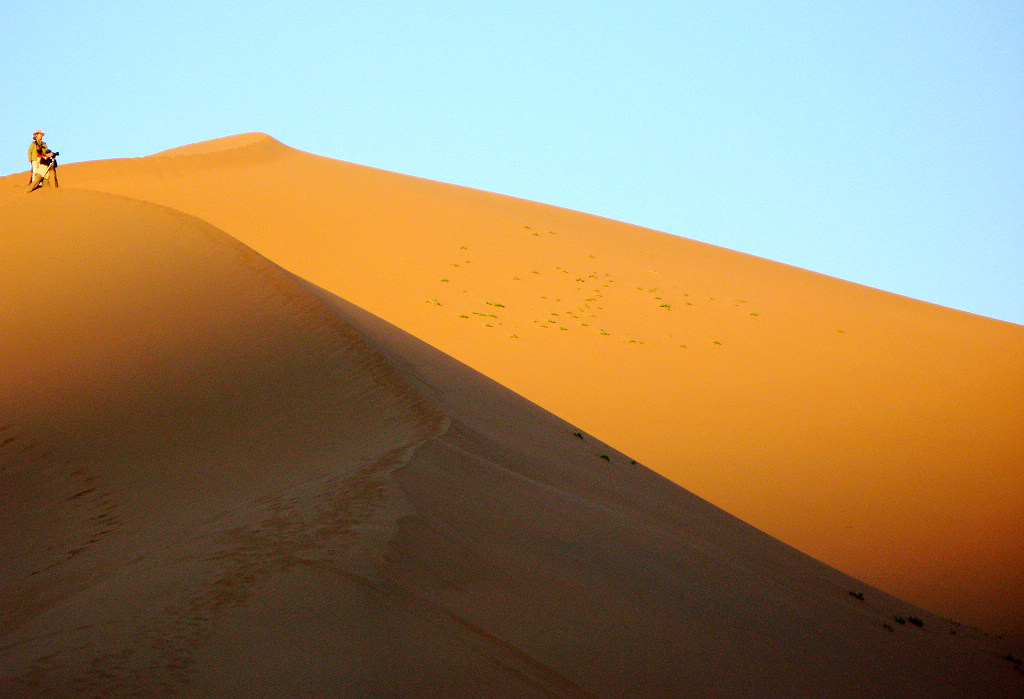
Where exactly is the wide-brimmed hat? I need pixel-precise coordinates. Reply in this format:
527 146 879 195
33 130 44 136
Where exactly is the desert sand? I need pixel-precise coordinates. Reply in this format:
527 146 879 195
1 136 1022 696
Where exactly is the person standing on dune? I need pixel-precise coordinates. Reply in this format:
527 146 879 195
26 130 58 192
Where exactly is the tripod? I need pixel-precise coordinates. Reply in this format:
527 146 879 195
26 156 58 192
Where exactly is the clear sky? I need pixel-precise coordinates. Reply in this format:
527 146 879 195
5 1 1022 324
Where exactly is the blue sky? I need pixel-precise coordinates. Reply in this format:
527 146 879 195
5 1 1022 324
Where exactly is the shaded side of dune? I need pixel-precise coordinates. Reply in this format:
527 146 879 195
0 191 441 694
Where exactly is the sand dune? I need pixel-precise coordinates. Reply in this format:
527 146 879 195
1 140 1022 695
22 133 1023 640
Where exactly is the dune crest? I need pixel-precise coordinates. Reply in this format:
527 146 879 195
149 131 286 158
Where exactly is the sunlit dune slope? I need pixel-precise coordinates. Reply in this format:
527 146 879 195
1 190 1021 696
22 132 1020 639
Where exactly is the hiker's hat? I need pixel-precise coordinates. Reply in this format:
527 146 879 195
33 130 44 136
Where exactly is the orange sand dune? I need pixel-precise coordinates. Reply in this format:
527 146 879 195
2 189 1021 695
15 133 1020 640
